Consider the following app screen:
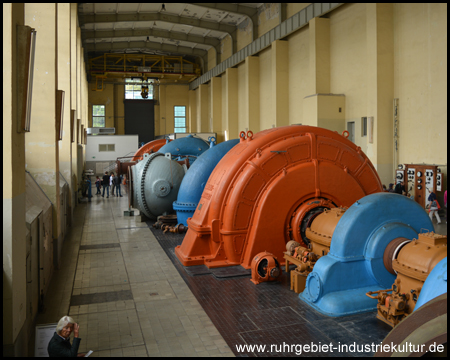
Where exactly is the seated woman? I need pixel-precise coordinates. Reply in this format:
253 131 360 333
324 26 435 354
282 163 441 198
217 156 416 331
48 316 84 357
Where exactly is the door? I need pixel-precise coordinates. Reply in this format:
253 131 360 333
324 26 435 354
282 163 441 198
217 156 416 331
124 100 155 144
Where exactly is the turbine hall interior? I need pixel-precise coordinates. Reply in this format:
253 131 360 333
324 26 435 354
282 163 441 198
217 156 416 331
4 3 447 357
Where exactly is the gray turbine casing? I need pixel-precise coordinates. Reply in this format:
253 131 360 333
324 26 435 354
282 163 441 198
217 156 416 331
132 152 185 219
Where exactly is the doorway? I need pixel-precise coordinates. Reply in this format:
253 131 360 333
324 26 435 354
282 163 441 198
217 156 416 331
124 100 155 144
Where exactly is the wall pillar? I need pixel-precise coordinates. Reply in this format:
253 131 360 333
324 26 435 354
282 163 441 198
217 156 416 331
245 56 260 133
303 17 344 132
70 3 78 206
81 49 87 173
3 4 27 355
309 17 330 94
57 3 72 225
271 40 289 127
197 84 208 132
210 77 222 141
366 3 394 185
303 17 330 127
25 4 62 267
223 68 239 139
188 90 197 133
159 84 166 134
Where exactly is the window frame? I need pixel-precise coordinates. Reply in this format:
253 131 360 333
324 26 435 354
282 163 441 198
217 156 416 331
98 144 115 152
92 105 106 128
174 105 186 133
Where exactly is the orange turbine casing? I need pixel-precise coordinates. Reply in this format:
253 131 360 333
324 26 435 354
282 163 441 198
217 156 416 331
131 138 169 162
175 125 382 269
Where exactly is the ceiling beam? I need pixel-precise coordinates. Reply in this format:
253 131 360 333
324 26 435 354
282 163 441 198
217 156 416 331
85 40 208 57
82 28 219 48
186 3 258 17
187 3 259 40
79 12 236 35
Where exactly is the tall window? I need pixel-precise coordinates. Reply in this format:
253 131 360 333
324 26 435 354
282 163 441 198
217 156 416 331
125 78 153 99
361 117 367 137
92 105 105 127
174 106 186 133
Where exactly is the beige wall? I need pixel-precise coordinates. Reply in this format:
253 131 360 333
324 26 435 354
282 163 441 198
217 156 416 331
286 3 310 19
87 81 191 137
161 84 190 134
3 3 88 355
114 83 125 134
237 62 246 133
393 3 447 166
88 83 115 128
221 35 233 65
258 3 282 37
207 47 217 71
259 48 272 130
189 3 447 189
57 3 72 194
3 3 27 350
287 26 309 124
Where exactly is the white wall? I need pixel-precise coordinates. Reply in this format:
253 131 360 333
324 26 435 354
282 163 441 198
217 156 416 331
85 135 138 161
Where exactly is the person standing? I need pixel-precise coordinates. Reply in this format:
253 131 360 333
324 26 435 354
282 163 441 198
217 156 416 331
95 176 101 195
102 171 109 198
114 173 123 197
110 172 115 196
394 181 406 195
428 189 441 224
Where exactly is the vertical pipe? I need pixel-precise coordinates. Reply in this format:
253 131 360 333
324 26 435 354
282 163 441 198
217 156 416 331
393 98 399 176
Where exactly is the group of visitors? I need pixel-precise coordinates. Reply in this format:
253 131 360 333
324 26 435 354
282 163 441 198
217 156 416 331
383 181 407 195
94 171 123 198
383 181 447 224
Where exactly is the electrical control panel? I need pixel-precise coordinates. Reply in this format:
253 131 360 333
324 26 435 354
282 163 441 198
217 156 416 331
425 169 434 192
406 168 415 197
436 172 443 192
404 164 441 209
395 169 405 184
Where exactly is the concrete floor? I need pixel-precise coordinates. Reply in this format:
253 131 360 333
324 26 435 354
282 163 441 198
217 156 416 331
30 186 447 357
31 189 234 357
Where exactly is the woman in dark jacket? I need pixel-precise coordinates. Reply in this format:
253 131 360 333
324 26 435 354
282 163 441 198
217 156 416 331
47 316 84 357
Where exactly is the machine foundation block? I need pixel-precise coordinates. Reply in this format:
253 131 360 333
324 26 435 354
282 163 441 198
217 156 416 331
290 270 307 293
124 209 134 217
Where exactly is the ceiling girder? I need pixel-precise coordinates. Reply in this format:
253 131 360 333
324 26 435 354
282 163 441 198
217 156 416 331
187 3 259 40
79 12 236 35
78 3 263 80
187 3 258 17
82 28 220 48
85 40 207 57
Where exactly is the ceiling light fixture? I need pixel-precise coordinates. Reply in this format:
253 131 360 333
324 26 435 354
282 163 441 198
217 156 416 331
161 4 166 11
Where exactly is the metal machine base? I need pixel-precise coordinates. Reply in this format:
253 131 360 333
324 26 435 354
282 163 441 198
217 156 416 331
124 209 134 216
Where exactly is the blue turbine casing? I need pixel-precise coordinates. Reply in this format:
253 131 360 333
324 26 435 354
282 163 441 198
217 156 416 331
173 139 239 226
158 135 210 164
299 192 434 316
414 257 447 311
